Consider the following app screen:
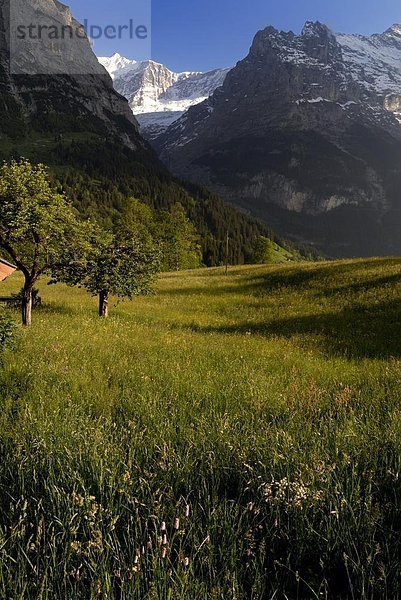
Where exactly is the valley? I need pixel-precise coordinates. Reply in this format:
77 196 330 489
1 1 401 597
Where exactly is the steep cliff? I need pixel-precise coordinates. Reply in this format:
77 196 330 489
156 22 401 256
0 0 141 146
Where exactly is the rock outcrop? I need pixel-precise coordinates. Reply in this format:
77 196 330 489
0 0 141 147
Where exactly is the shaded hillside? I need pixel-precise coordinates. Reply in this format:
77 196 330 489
0 0 304 266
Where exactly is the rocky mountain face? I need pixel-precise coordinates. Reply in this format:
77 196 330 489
155 22 401 256
99 54 230 140
0 0 277 267
0 0 142 148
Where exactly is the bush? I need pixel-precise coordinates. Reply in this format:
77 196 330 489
0 311 16 350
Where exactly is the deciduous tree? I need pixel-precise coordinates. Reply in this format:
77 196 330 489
0 159 92 325
53 228 161 318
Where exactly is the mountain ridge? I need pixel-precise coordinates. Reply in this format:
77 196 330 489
154 21 401 256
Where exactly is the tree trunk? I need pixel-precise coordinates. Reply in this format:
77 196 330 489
22 285 33 327
99 291 109 318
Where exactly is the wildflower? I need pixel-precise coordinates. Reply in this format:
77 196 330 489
183 557 190 567
161 521 167 532
89 501 99 517
72 492 84 507
70 541 81 553
174 517 180 530
184 505 190 518
260 477 324 509
161 547 167 559
162 534 168 546
147 538 153 551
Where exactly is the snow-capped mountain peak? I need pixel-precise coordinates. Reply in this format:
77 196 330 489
385 24 401 38
98 53 230 139
98 53 138 79
336 26 401 100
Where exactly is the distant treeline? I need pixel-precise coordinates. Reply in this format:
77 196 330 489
0 109 319 266
49 138 318 266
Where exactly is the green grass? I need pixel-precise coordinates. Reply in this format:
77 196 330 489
266 239 298 263
1 258 401 599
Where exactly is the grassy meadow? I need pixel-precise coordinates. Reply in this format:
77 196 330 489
0 258 401 599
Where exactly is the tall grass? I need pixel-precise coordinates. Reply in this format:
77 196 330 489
0 259 400 598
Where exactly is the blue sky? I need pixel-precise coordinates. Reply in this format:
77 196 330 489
67 0 401 72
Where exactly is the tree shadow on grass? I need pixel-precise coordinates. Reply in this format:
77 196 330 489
36 303 83 317
159 259 401 299
186 299 401 359
157 269 322 298
321 273 401 297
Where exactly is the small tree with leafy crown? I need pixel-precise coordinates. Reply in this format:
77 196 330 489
0 159 93 325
